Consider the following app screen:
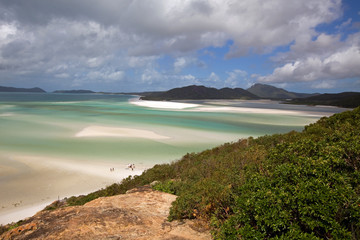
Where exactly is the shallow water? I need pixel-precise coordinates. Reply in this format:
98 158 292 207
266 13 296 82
0 92 348 165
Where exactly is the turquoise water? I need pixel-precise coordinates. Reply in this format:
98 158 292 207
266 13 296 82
0 93 346 165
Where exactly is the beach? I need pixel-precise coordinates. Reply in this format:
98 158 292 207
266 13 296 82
0 152 145 225
0 94 348 225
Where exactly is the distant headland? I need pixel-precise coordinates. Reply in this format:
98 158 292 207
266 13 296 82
0 86 46 93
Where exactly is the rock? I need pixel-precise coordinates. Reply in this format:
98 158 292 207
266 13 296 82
0 186 211 240
149 180 160 187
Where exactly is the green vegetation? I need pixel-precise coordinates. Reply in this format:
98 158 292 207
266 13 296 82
0 86 46 93
0 220 24 235
247 83 315 99
5 107 358 239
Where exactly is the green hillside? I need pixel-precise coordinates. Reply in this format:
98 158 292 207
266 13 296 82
247 83 316 99
6 107 359 239
0 86 46 93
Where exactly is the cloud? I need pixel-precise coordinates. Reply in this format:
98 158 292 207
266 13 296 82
173 57 203 73
174 57 190 73
0 0 342 57
225 69 251 88
206 72 221 85
311 80 336 89
0 0 348 90
258 32 360 84
140 66 198 90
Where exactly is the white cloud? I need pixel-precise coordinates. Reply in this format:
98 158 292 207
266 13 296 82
173 57 200 73
127 56 159 68
174 57 188 73
311 80 335 89
225 69 250 88
258 33 360 84
141 68 162 84
54 73 70 79
87 70 124 82
139 66 199 90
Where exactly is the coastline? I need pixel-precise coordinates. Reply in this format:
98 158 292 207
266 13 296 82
0 97 349 226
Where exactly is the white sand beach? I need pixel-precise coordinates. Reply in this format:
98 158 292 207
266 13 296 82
0 153 146 225
129 98 200 109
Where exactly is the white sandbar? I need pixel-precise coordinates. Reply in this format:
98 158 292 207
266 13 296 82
129 98 200 109
75 125 170 139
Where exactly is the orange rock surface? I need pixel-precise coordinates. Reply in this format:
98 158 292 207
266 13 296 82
1 187 211 240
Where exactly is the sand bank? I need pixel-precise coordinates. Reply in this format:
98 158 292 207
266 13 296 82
129 98 200 109
75 125 170 139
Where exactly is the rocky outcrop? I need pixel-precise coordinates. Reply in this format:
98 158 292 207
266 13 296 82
1 186 211 240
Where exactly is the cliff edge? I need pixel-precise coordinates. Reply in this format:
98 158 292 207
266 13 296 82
1 186 211 240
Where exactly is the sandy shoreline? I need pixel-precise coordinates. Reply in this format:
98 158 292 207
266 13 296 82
129 98 200 109
0 152 147 225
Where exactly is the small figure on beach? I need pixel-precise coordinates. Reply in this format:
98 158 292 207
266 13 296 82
127 164 135 171
110 167 115 172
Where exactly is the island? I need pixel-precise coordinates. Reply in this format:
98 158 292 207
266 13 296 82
0 86 46 93
285 92 360 108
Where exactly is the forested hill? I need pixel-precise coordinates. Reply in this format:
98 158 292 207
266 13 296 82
140 85 258 100
5 106 358 239
247 83 317 99
0 86 46 93
286 91 360 108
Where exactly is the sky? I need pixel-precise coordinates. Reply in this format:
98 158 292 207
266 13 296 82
0 0 360 93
